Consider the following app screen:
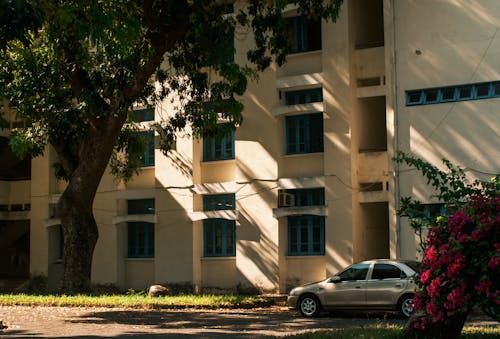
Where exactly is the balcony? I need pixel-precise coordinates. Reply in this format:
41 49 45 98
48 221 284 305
357 151 389 203
354 47 385 98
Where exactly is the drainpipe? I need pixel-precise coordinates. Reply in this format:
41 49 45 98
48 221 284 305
390 0 402 258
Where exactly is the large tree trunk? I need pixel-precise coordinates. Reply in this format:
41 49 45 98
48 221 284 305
55 117 124 294
58 181 99 294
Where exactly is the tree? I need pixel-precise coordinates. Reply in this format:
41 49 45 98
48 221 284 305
0 0 343 294
394 152 499 338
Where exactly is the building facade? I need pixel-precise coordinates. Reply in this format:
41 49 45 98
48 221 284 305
1 0 499 293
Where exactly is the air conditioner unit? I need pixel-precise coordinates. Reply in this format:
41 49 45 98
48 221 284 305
278 191 295 207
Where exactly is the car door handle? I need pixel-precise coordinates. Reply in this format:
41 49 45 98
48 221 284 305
355 286 361 289
395 284 402 287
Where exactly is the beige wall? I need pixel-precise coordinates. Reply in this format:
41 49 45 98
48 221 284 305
390 0 500 258
15 0 499 294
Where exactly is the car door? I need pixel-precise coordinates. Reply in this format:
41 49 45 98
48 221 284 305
323 263 370 307
364 263 408 306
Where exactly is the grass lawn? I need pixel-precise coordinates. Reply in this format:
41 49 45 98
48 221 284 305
0 293 274 309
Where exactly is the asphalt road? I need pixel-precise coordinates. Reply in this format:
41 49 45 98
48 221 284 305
0 305 497 338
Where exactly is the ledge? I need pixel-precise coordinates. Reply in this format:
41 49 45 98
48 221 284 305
273 205 327 219
272 102 324 117
112 214 157 225
188 210 238 221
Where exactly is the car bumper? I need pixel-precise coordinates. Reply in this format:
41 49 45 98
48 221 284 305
287 295 299 309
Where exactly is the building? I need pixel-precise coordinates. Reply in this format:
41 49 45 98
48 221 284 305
1 0 499 293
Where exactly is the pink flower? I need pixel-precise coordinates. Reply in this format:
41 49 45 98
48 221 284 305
420 269 432 284
488 257 500 270
471 230 482 241
427 277 442 298
457 233 469 243
447 261 463 279
475 280 492 294
425 246 439 262
414 292 425 311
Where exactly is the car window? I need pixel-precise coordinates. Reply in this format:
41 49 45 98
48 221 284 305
371 263 405 279
337 263 370 281
403 260 422 274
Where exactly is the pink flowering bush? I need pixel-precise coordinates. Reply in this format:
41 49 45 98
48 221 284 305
394 153 499 338
409 196 499 338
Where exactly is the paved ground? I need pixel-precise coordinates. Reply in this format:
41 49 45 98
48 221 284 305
0 305 498 338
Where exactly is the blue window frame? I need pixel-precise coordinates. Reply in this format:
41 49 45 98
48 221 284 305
288 215 325 256
440 87 456 103
406 80 500 106
281 188 325 207
285 88 323 105
493 82 500 96
203 219 236 257
131 108 154 122
406 90 423 105
127 199 155 215
475 83 492 98
203 125 235 161
139 131 155 167
128 222 154 258
286 113 323 154
423 89 439 104
287 16 322 54
203 194 235 211
457 85 473 101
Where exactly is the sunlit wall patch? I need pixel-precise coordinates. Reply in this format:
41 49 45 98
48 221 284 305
405 81 500 106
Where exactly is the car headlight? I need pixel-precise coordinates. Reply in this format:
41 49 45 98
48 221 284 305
289 288 298 296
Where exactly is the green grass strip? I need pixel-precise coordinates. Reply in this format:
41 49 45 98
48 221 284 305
0 293 273 309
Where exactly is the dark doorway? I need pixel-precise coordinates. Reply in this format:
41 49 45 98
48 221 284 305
0 220 30 278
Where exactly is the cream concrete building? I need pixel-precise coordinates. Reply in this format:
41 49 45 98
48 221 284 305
1 0 499 293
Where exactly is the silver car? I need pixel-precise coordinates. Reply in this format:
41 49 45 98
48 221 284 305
287 259 418 317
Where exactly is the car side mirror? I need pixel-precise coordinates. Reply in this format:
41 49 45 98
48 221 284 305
328 276 341 283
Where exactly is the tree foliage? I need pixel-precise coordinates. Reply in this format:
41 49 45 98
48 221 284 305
0 0 344 293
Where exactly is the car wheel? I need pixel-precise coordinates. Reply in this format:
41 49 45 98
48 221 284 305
298 294 321 317
398 294 415 318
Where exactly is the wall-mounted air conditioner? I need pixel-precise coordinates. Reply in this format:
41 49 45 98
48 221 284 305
278 191 295 207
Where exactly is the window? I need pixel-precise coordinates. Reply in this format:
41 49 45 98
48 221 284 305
139 131 155 167
131 108 154 122
204 219 236 257
288 215 325 255
128 222 154 258
287 16 322 54
475 83 491 98
285 88 323 105
406 90 423 105
423 89 439 104
203 193 236 257
422 203 446 218
127 199 155 215
457 85 473 101
407 203 446 220
337 263 370 281
203 125 235 161
440 87 456 102
280 188 324 207
406 80 500 106
203 194 235 211
286 113 323 154
371 263 405 280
